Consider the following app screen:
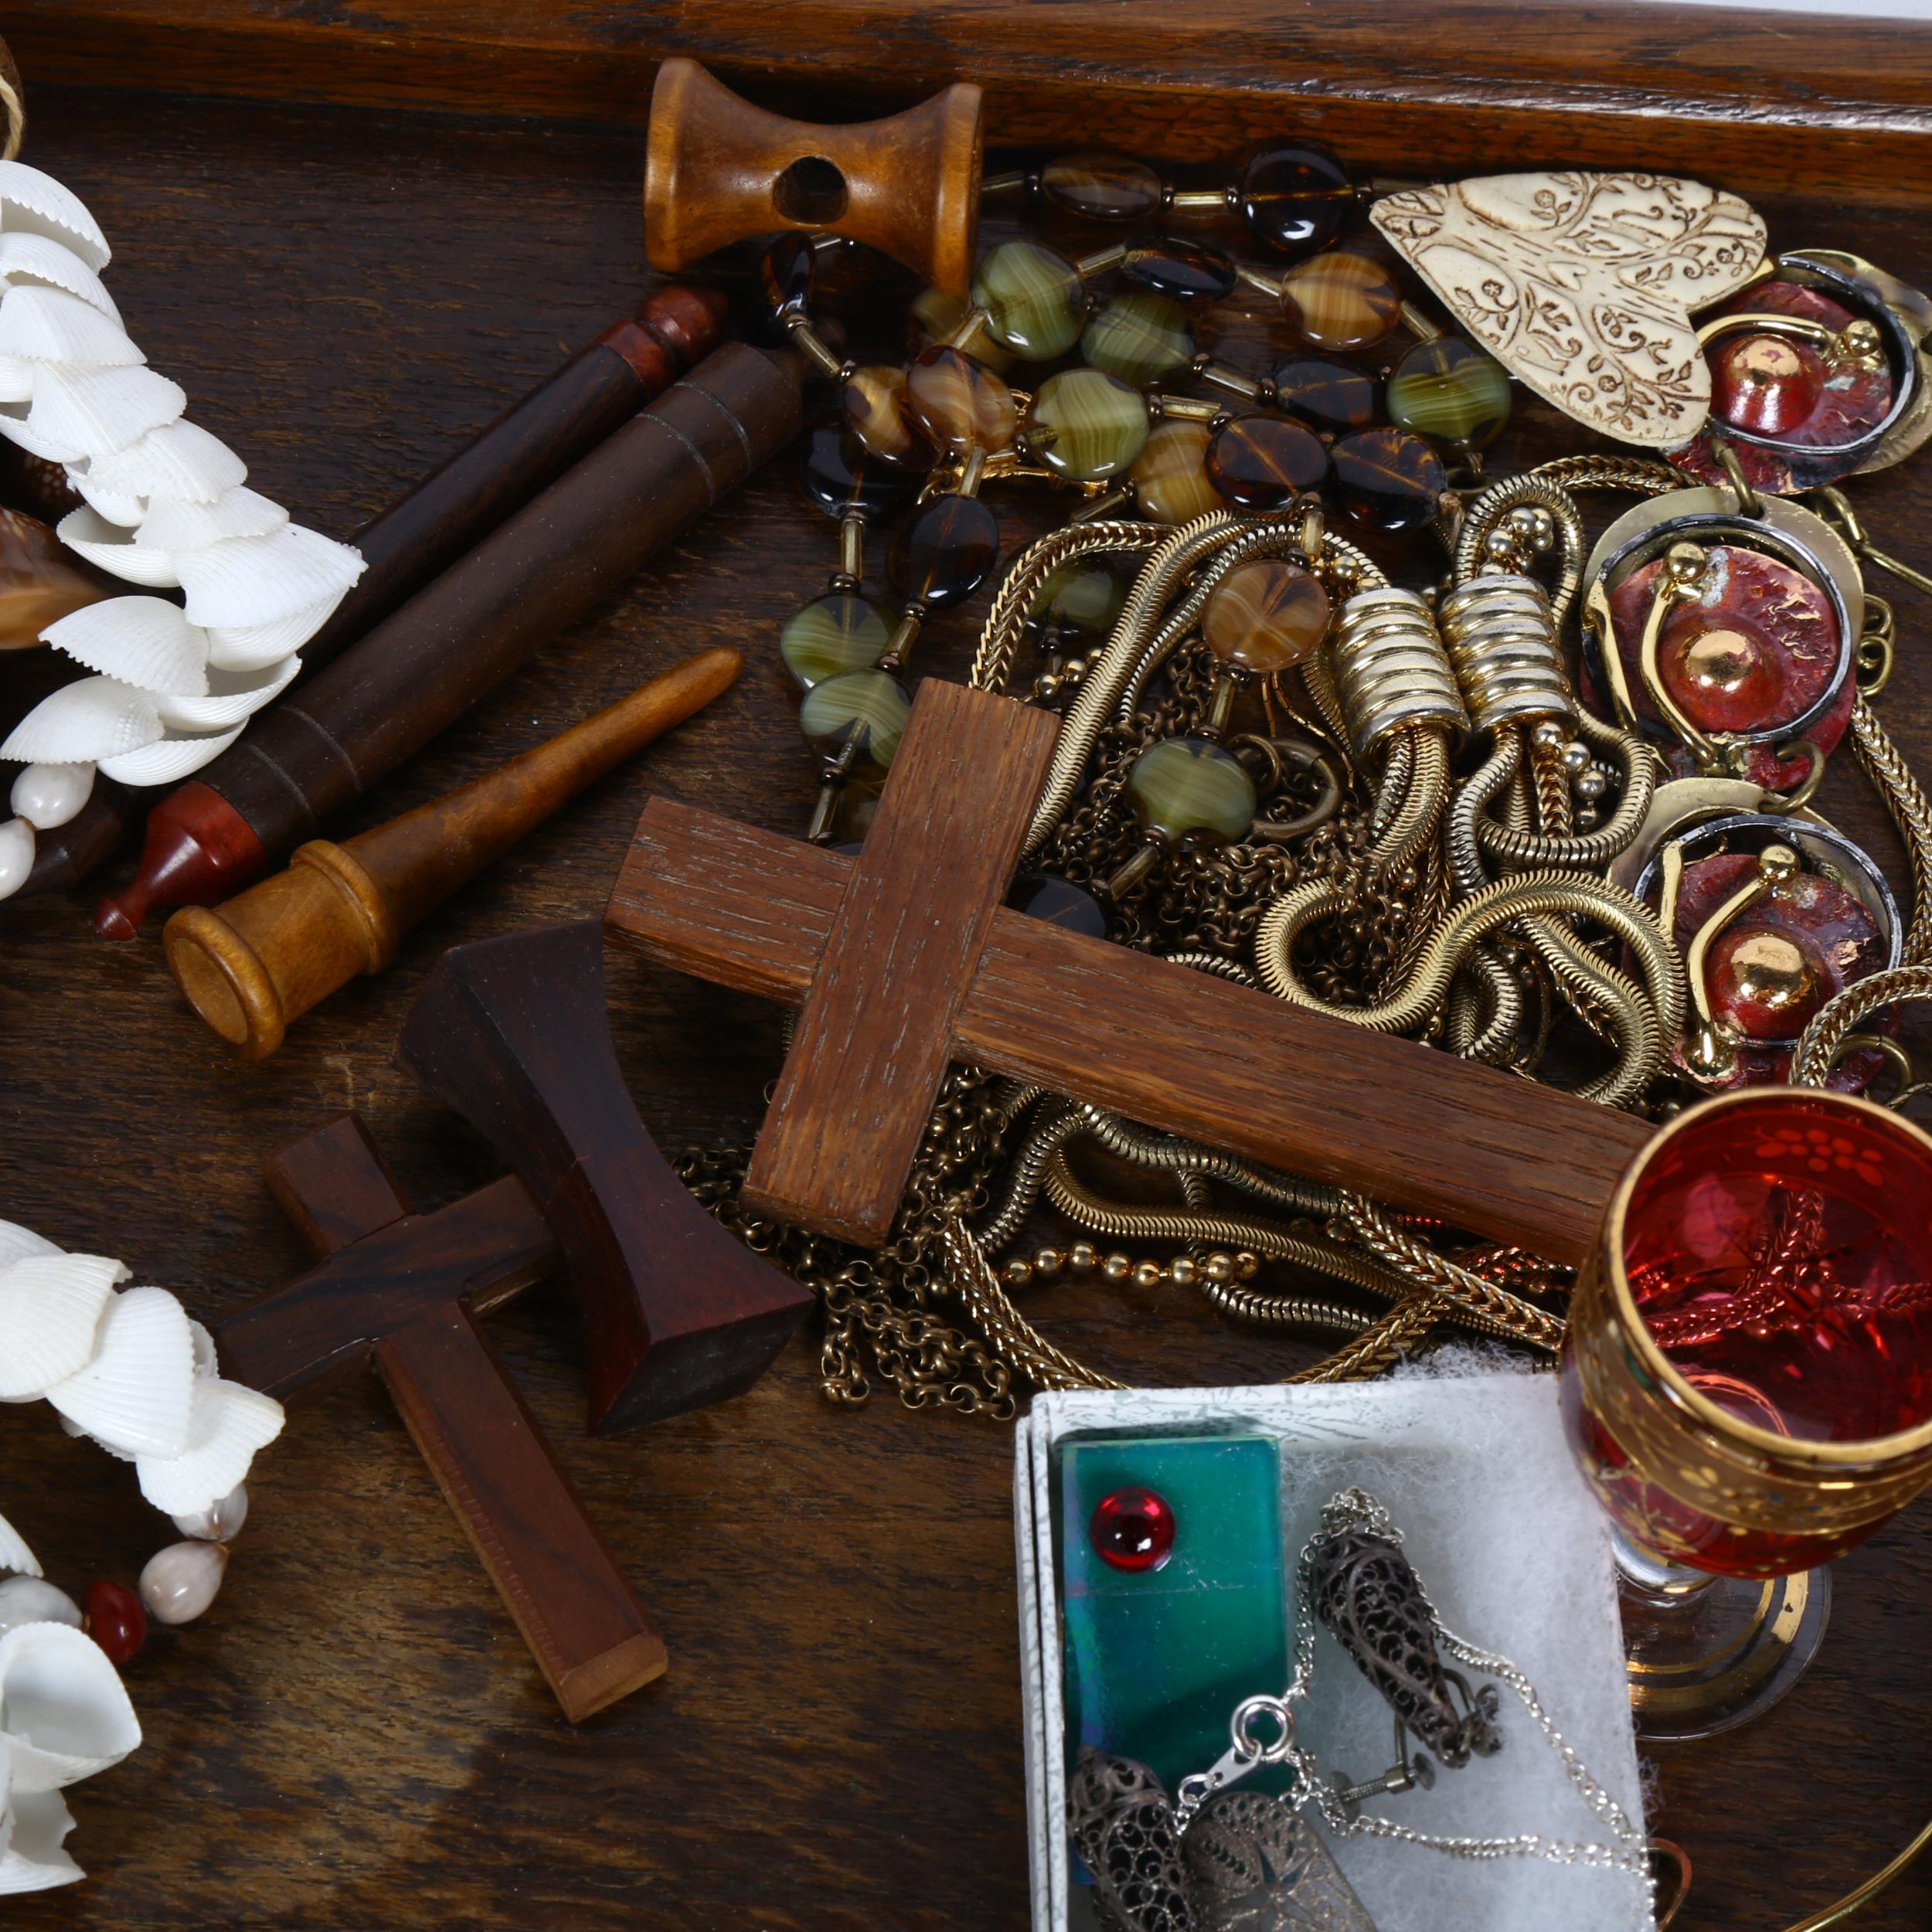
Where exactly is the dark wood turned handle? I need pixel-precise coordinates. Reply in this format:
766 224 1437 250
377 1303 668 1724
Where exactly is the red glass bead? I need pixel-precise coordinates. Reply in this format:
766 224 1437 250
1090 1485 1176 1572
84 1578 146 1665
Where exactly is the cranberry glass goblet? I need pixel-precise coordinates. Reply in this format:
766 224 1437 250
1561 1088 1932 1740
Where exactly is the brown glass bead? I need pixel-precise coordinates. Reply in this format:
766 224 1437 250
1271 356 1375 434
903 346 1017 456
760 233 815 320
1278 251 1402 353
841 364 929 468
1040 152 1164 223
799 424 914 522
886 492 999 610
1121 235 1237 304
1206 414 1328 508
1329 427 1446 532
1238 141 1353 257
1128 419 1219 526
1202 559 1331 672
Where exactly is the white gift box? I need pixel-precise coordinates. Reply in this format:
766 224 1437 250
1014 1366 1654 1932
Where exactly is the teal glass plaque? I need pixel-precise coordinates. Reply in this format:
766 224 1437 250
1057 1434 1288 1797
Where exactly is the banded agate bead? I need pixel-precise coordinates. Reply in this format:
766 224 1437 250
800 425 913 520
1278 251 1402 353
887 492 999 609
1386 338 1512 450
1083 291 1194 386
909 287 1013 372
1126 737 1257 844
1238 141 1353 257
1206 414 1327 508
1330 427 1446 532
1029 369 1150 481
760 233 815 321
1129 419 1219 525
1202 560 1331 672
841 364 929 468
1272 356 1375 434
781 593 890 690
1121 236 1238 304
800 668 912 773
903 346 1017 456
974 240 1087 359
1040 152 1164 223
1031 552 1139 640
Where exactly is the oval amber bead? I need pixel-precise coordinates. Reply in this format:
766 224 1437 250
907 287 1014 372
1121 235 1238 304
1009 870 1109 937
1129 419 1219 526
1386 337 1512 450
1238 141 1353 257
1202 560 1332 672
1126 736 1257 844
841 364 929 468
973 240 1087 360
760 233 815 320
1206 414 1328 507
1029 368 1150 481
1040 151 1164 223
1271 355 1376 434
1082 291 1194 386
887 492 1000 610
1278 250 1402 353
1031 551 1140 640
781 592 890 690
903 346 1017 456
799 668 912 774
1330 427 1446 532
799 423 914 521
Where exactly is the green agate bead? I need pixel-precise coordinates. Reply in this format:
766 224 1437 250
1082 291 1194 386
1125 736 1256 845
973 240 1087 360
1030 551 1139 639
798 667 911 774
780 593 890 690
1386 337 1512 451
1028 368 1150 481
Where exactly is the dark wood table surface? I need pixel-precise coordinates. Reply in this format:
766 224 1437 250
1 83 1928 1932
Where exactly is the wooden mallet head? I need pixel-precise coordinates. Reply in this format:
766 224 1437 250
644 57 984 293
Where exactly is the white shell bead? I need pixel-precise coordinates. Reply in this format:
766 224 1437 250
172 1481 247 1544
0 1577 81 1635
0 232 121 322
0 815 32 900
11 761 94 830
0 286 142 368
97 722 245 787
0 160 114 272
41 596 208 696
138 1541 227 1627
0 675 163 766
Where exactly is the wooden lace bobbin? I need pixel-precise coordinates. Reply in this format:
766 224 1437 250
644 56 984 293
162 647 741 1062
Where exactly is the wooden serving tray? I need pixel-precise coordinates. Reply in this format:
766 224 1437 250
0 7 1927 1929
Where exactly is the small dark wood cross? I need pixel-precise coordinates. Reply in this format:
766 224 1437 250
605 680 1651 1267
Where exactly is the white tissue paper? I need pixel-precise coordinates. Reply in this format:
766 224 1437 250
1015 1361 1651 1932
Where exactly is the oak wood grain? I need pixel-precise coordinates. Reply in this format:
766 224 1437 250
0 73 1927 1932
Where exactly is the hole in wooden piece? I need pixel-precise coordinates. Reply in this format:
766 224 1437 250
774 155 848 225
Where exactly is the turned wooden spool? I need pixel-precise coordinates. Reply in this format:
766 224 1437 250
644 56 984 292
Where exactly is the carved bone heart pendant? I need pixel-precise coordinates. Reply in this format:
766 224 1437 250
1372 172 1768 447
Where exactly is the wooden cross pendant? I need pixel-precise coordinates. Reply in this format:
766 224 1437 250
604 680 1651 1267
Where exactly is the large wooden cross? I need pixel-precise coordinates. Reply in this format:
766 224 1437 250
604 681 1651 1267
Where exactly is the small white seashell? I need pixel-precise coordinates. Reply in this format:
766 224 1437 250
0 1779 83 1896
0 1579 80 1631
0 1222 60 1271
134 1376 283 1519
0 1253 124 1399
0 817 32 902
52 507 179 588
97 723 245 787
0 355 33 404
10 762 94 831
0 676 162 765
204 590 345 672
136 485 287 553
43 1285 196 1461
138 1542 227 1626
27 366 185 464
185 1318 218 1382
176 522 365 631
0 234 119 324
0 400 75 465
66 464 145 529
0 162 112 273
153 654 297 732
0 287 141 369
40 597 208 696
172 1481 247 1543
0 1622 142 1792
83 418 244 505
0 1518 40 1582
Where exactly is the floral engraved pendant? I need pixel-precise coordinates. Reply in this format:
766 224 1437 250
1183 1791 1378 1932
1371 172 1767 447
1067 1748 1199 1932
